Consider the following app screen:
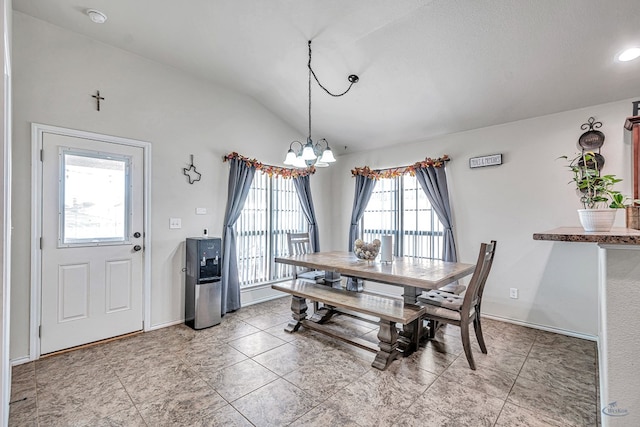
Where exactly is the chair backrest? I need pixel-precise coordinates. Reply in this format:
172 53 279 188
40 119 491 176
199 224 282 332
287 232 312 256
475 240 497 303
461 241 497 315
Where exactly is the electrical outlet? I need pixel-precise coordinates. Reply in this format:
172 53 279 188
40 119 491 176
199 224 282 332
509 288 519 299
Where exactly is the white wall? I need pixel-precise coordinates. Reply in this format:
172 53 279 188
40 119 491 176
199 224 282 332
10 12 331 360
328 99 638 337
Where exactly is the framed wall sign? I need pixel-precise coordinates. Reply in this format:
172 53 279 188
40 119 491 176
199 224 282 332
469 154 502 169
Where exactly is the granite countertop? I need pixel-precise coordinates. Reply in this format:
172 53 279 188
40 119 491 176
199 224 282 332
533 227 640 245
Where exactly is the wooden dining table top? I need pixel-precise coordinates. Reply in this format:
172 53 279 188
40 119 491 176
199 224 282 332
275 251 476 290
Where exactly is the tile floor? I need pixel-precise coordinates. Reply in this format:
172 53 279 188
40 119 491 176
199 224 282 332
9 296 599 426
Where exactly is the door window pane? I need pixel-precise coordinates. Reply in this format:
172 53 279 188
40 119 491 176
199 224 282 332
61 151 130 245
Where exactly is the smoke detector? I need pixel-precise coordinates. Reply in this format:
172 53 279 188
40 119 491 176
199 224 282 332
86 9 107 24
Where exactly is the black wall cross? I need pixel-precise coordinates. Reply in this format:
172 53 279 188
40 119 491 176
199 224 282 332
92 90 105 111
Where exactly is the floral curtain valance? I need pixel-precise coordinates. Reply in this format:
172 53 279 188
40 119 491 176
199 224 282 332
351 155 450 179
223 152 315 178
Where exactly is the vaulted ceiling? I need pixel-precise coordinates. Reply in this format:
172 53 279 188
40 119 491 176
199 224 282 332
13 0 640 155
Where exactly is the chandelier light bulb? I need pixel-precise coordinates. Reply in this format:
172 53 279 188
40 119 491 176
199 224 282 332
301 143 317 161
320 147 336 163
293 155 307 168
283 149 296 165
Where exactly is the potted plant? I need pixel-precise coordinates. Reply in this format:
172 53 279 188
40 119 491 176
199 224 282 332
560 152 624 232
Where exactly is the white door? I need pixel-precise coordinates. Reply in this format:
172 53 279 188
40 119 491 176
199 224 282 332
40 132 144 354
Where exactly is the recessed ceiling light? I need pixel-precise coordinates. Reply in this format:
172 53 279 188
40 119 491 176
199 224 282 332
617 47 640 62
86 9 107 24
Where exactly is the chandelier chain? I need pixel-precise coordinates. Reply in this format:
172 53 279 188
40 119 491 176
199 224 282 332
307 40 357 98
307 40 358 139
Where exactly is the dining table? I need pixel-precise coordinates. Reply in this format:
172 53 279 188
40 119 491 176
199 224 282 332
274 250 476 354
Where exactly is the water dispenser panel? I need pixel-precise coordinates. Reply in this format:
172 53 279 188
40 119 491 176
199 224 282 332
199 256 220 280
197 239 221 280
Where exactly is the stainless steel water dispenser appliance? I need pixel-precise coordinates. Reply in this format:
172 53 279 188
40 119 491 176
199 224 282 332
185 237 222 329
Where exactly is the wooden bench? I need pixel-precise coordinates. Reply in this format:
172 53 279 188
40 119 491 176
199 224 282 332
272 280 424 370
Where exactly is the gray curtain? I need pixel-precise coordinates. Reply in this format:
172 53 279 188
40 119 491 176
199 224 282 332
221 158 256 313
348 174 376 250
292 175 320 252
347 174 376 291
414 166 457 262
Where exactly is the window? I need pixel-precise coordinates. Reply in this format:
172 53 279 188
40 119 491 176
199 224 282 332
235 173 307 287
361 175 444 260
60 150 130 246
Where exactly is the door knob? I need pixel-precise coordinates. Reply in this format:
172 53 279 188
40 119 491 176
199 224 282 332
133 232 141 238
133 245 142 252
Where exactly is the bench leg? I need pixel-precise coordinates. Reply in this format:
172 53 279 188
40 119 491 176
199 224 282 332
285 296 307 333
372 320 399 370
308 306 336 324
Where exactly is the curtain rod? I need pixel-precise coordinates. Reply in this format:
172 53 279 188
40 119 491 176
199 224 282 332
223 152 316 178
352 155 450 178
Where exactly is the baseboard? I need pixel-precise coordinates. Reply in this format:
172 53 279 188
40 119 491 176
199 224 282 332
147 319 184 331
145 285 288 332
242 292 288 307
241 282 289 306
10 356 31 366
482 313 598 342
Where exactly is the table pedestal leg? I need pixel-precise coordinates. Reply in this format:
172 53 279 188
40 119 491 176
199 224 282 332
372 320 399 370
398 286 419 354
346 277 363 292
399 319 420 354
285 296 307 333
402 285 419 304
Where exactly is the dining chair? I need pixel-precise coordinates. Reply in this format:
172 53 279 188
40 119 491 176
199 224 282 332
286 232 324 283
417 240 497 370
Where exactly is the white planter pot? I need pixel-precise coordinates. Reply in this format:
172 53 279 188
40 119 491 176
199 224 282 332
577 209 617 232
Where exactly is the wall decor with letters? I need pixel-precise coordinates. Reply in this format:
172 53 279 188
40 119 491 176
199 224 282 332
469 154 502 169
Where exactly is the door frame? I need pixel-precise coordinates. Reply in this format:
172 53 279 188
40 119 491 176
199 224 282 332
30 123 152 360
1 1 11 423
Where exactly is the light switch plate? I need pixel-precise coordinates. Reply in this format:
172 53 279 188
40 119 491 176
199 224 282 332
169 218 182 229
196 207 207 215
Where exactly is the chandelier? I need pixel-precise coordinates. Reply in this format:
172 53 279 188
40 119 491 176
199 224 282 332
284 40 359 168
